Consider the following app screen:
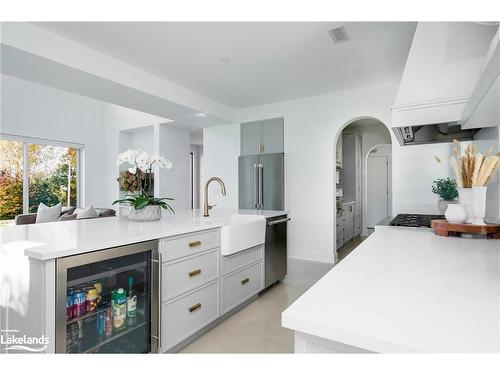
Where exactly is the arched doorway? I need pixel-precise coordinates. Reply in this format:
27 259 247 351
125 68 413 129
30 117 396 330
334 117 392 262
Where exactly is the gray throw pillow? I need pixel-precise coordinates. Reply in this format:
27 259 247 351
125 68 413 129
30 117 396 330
59 213 77 221
75 205 99 220
97 208 116 217
36 202 62 223
61 206 76 216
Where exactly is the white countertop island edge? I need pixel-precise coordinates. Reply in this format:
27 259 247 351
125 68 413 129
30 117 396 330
1 209 288 261
281 226 500 353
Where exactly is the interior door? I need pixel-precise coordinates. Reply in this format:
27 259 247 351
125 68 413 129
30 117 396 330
238 155 260 209
366 155 389 229
259 153 284 210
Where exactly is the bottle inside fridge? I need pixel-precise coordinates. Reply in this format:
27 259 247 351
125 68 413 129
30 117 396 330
57 241 159 353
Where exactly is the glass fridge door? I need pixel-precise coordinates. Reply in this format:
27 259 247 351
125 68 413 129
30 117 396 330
55 240 159 353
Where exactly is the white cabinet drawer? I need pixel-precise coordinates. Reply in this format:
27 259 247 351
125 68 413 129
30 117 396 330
160 229 219 261
221 245 263 276
222 262 262 313
161 281 219 350
162 249 219 301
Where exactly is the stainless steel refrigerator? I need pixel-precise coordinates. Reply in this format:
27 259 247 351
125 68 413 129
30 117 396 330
239 153 284 210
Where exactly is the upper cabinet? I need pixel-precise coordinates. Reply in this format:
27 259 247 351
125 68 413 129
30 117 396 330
240 121 262 155
462 27 500 129
240 118 284 155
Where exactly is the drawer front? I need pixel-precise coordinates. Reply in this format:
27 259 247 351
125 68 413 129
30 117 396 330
222 245 263 276
162 281 219 350
222 262 262 313
160 229 219 261
162 249 219 301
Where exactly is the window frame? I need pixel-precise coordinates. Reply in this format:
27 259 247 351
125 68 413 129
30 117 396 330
0 133 83 214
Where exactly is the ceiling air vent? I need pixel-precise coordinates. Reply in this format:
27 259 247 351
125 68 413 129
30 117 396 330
328 26 349 44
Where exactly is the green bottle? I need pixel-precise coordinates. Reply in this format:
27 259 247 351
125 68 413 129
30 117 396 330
126 276 137 326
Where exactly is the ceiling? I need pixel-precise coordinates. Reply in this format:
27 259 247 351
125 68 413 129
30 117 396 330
34 22 417 108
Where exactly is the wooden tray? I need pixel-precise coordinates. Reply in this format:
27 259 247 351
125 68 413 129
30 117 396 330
431 220 500 239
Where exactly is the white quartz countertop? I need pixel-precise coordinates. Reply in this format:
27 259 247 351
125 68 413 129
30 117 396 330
1 209 288 261
282 226 500 353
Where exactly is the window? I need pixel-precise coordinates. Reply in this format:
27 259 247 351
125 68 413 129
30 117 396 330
0 135 81 223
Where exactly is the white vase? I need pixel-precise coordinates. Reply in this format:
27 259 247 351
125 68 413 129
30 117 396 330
445 203 467 224
472 186 487 226
458 188 474 224
128 205 162 222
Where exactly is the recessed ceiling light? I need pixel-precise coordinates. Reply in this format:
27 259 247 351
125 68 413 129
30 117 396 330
194 112 207 117
219 57 231 63
328 26 349 44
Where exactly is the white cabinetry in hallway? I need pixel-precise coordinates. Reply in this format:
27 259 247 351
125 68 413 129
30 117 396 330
337 131 362 250
336 202 355 249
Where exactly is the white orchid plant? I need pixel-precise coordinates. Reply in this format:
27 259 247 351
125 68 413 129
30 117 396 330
113 149 175 214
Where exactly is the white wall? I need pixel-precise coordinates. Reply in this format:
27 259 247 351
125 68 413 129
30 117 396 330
190 144 203 209
0 74 108 207
392 142 455 214
473 127 499 223
202 124 240 210
236 83 399 263
118 126 155 158
158 125 191 211
104 114 192 211
103 96 171 207
231 81 478 263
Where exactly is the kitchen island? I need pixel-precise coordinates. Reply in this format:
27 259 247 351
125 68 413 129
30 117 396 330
282 226 500 353
0 208 287 353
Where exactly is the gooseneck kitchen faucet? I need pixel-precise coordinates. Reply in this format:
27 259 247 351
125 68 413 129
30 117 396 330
203 177 227 217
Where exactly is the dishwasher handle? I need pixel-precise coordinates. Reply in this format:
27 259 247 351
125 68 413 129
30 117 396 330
267 217 290 226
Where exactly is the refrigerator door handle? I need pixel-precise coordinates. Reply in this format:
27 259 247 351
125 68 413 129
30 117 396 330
151 250 161 352
253 164 259 208
258 163 264 209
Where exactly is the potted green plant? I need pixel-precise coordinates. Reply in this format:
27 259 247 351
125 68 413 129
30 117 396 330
432 177 458 214
113 149 175 221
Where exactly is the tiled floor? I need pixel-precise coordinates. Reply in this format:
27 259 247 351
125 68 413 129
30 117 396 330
180 259 333 353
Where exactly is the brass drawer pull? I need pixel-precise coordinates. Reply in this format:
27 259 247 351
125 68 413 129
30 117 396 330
241 278 250 285
189 240 202 248
188 269 202 278
188 303 202 313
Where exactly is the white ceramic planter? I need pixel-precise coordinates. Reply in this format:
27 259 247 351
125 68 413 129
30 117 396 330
128 205 162 222
457 188 474 224
445 203 467 224
437 199 456 214
472 186 487 225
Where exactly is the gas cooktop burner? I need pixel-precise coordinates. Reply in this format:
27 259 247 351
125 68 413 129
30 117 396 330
389 214 445 228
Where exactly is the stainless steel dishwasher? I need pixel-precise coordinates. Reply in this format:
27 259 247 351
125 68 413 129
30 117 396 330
264 215 290 288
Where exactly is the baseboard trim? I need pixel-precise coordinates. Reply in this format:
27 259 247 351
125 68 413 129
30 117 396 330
289 251 335 264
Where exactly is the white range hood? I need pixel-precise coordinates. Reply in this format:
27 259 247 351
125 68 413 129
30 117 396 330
462 27 500 129
392 22 498 135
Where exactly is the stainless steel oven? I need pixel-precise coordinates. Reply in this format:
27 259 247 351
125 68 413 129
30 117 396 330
55 240 159 353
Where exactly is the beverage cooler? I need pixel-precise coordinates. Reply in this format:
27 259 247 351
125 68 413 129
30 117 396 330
55 241 159 353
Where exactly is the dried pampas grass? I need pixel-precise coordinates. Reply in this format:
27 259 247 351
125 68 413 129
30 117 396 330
449 141 499 188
